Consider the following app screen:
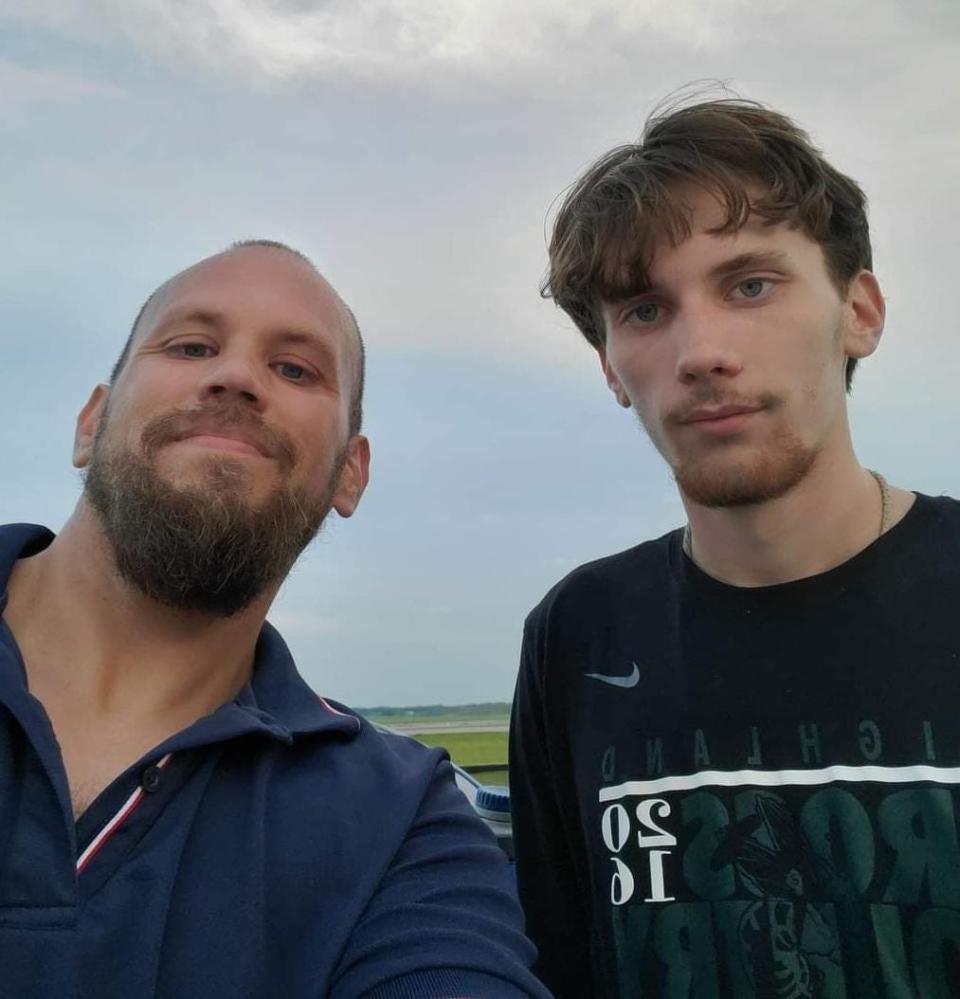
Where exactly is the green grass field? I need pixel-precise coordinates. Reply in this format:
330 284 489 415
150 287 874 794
361 703 511 727
412 730 508 768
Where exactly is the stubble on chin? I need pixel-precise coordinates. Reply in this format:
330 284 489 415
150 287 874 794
672 425 816 508
633 391 819 510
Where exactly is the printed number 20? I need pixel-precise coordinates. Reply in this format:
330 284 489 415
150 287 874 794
635 798 675 848
603 798 677 906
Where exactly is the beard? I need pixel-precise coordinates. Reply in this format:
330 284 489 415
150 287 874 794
642 391 818 508
84 404 346 617
655 313 844 508
672 424 816 507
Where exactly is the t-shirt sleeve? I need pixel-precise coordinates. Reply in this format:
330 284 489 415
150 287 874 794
509 613 593 998
328 754 551 999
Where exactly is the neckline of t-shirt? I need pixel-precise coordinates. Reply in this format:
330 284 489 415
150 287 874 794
671 490 933 603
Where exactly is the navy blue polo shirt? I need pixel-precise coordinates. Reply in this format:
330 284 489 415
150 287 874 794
0 524 548 999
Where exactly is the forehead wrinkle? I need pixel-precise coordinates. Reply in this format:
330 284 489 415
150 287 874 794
144 308 224 343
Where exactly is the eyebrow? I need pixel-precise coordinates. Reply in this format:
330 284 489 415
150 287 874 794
150 309 339 381
274 329 332 350
607 250 792 304
151 312 334 352
270 329 340 374
147 309 224 338
708 250 790 280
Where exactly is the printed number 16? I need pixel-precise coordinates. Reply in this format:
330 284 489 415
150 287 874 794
602 798 677 906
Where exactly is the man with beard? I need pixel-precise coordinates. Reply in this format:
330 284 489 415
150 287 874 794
510 99 960 997
0 241 547 998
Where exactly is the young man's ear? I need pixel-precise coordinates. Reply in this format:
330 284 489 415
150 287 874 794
332 435 371 518
73 385 109 469
843 270 885 362
597 348 632 408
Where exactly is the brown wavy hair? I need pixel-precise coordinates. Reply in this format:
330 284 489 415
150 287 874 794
543 98 873 389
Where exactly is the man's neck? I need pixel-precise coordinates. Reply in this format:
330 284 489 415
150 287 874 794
682 452 915 588
4 504 273 730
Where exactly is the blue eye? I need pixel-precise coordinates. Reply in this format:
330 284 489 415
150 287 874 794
278 362 307 381
170 342 213 358
632 303 661 324
736 279 768 299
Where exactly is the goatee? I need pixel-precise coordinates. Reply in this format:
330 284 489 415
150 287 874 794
84 408 345 617
673 424 816 507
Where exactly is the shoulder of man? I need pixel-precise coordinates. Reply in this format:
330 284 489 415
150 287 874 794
221 703 544 997
249 702 506 915
923 492 960 528
886 491 960 565
285 697 458 799
525 528 680 635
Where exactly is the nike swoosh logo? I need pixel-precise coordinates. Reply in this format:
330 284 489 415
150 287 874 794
585 662 641 688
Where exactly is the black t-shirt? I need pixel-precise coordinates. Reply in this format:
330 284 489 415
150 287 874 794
510 493 960 998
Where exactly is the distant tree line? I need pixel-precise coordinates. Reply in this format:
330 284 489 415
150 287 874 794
358 702 511 723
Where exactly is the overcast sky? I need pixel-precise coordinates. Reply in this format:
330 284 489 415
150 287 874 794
1 1 958 707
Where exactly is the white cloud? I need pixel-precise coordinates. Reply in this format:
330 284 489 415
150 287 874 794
3 0 757 87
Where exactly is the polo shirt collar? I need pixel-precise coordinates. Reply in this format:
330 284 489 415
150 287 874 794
0 523 54 583
0 522 361 753
236 622 362 741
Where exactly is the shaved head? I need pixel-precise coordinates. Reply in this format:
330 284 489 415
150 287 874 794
112 241 366 434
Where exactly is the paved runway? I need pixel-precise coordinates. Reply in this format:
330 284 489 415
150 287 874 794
390 721 509 734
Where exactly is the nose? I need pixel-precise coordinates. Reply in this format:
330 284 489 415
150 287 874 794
673 305 743 384
196 350 267 410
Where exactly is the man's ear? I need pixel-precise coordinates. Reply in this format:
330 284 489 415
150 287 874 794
332 435 371 518
597 347 632 408
843 270 885 362
73 385 110 469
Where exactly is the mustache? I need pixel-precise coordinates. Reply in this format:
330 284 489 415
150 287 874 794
140 402 297 471
667 390 779 425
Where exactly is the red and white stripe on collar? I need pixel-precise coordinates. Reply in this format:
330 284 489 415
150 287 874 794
317 696 362 732
76 753 174 875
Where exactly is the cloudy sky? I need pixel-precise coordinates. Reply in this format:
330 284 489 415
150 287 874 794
1 1 957 707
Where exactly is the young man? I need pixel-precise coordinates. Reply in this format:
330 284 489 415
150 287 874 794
510 100 960 997
0 241 548 998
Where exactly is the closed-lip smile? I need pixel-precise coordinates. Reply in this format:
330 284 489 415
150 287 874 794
682 404 763 424
176 425 274 459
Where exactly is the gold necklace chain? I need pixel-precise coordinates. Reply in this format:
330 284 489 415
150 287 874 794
682 469 892 559
872 468 891 536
